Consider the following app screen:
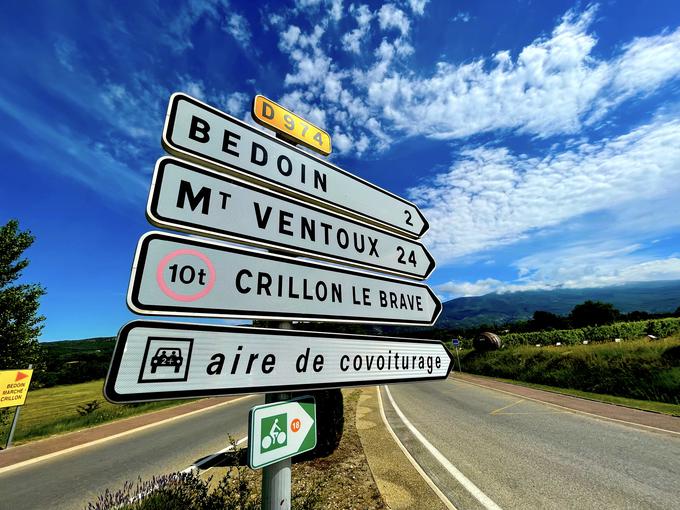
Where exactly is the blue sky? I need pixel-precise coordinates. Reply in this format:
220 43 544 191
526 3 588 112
2 0 680 340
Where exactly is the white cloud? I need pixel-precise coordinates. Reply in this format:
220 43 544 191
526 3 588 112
223 91 249 117
436 278 505 298
181 80 207 100
378 4 410 36
452 11 471 23
163 0 230 52
410 116 680 263
404 0 429 16
436 250 680 300
342 5 373 54
224 13 252 48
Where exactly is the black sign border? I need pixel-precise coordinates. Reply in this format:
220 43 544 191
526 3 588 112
127 231 442 326
162 93 429 239
147 157 435 280
104 320 455 404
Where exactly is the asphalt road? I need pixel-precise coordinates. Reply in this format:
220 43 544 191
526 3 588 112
381 378 680 510
0 395 261 510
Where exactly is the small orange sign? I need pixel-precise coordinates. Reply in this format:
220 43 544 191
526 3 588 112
291 418 301 433
0 369 33 408
251 95 332 156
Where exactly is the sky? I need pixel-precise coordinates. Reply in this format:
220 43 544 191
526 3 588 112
1 0 680 340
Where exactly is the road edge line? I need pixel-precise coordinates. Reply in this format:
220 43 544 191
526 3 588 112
384 386 503 510
0 395 256 475
182 436 249 474
376 386 457 510
454 377 680 437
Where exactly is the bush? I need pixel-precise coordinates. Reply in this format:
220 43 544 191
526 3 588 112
87 439 328 510
462 338 680 403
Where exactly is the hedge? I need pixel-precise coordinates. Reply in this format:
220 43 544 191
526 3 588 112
499 318 680 347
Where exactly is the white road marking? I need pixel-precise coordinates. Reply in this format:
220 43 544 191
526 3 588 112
376 387 457 510
0 395 257 475
384 386 503 510
455 377 680 437
181 436 248 474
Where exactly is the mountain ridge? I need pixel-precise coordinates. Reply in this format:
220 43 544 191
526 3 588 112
436 280 680 328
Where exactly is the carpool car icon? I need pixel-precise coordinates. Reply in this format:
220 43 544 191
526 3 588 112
150 347 183 373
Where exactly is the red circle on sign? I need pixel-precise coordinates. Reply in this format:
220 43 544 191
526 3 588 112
156 249 216 302
290 418 301 433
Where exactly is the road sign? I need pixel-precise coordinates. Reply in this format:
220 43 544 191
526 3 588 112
162 93 428 239
249 396 316 469
452 338 460 347
127 231 442 326
103 321 454 403
147 157 435 280
252 95 331 156
0 369 33 409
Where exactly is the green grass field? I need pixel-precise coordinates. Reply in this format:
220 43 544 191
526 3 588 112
1 379 192 445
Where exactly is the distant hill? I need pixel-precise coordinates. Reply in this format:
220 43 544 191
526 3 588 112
436 280 680 329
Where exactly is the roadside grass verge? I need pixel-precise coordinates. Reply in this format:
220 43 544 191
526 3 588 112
461 336 680 406
1 379 192 445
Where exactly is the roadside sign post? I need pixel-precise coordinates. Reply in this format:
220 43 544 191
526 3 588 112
452 339 461 373
261 392 293 510
107 92 443 508
3 365 33 449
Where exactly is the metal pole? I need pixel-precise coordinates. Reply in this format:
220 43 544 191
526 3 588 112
261 322 292 510
6 364 32 449
455 347 462 373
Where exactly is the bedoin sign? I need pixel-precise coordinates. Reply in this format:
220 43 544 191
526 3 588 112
162 93 428 238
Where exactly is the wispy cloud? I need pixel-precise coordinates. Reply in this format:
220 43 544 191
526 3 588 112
410 115 680 263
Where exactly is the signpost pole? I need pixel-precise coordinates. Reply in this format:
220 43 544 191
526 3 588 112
261 322 292 510
5 364 32 449
456 347 462 374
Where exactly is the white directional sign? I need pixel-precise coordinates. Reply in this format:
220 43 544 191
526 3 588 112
148 157 435 280
103 321 454 403
127 232 442 326
162 93 428 239
249 396 317 469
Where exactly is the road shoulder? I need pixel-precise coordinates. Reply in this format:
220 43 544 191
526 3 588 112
0 395 250 471
356 386 452 510
455 373 680 435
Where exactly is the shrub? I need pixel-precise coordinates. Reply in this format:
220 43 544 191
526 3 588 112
462 338 680 403
76 400 102 416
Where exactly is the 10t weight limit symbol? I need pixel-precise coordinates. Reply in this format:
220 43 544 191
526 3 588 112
156 249 216 302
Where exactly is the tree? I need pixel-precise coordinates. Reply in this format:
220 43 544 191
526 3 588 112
530 310 566 331
0 220 46 370
569 300 620 328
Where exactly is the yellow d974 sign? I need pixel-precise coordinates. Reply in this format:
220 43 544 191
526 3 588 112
0 369 33 408
252 95 332 156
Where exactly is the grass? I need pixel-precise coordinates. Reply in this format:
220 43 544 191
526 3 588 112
461 335 680 405
1 379 192 445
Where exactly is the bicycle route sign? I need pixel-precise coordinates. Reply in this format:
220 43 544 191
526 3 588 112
248 395 316 469
127 231 441 326
147 157 435 280
103 321 454 403
162 93 428 238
